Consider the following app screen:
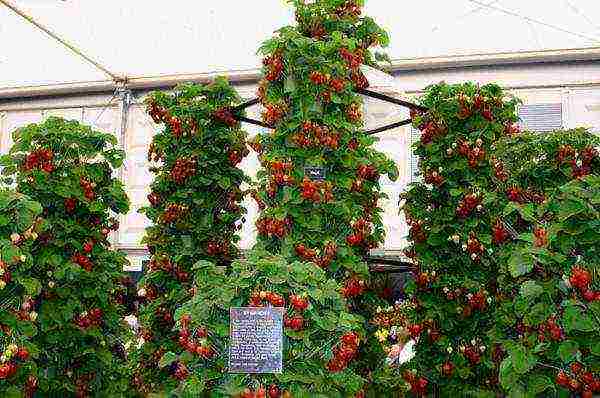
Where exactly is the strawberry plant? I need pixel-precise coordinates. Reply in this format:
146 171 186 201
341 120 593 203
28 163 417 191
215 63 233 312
488 130 600 397
0 117 132 396
400 82 520 396
0 190 43 397
131 79 249 394
170 252 367 397
252 0 398 392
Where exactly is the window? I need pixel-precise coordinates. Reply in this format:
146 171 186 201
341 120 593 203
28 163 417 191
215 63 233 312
518 103 563 132
409 127 421 183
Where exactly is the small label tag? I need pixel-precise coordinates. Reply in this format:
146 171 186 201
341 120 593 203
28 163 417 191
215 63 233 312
228 307 283 374
304 166 326 181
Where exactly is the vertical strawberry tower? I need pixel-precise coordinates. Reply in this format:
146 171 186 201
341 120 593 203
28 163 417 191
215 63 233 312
251 0 398 391
400 83 520 396
132 79 249 394
253 0 397 304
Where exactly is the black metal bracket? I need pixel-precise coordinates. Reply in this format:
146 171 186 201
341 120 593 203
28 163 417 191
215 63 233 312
356 88 429 136
366 256 413 273
231 97 275 129
229 87 429 135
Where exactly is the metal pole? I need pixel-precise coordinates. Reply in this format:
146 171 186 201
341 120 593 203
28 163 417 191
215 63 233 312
0 0 123 81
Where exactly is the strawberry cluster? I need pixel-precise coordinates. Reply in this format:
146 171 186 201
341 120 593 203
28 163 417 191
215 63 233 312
283 294 310 330
345 217 375 248
0 344 29 380
295 241 337 268
339 47 364 69
300 177 333 203
268 160 294 188
414 270 436 290
557 144 598 179
490 157 508 181
463 290 487 316
341 276 366 298
555 363 600 397
228 149 245 165
263 102 286 125
79 177 95 201
73 308 103 329
71 252 94 271
334 0 361 18
569 267 598 302
263 53 284 82
292 121 340 149
491 219 510 245
148 99 168 124
147 192 161 207
456 138 486 168
535 315 564 342
170 157 196 185
24 148 54 173
248 290 285 307
461 343 484 365
205 240 229 257
411 110 446 145
346 103 362 123
533 226 547 247
407 218 427 244
237 384 287 398
424 169 444 186
160 203 187 224
148 256 189 282
213 107 238 127
456 193 481 218
177 314 214 360
402 370 428 396
256 217 291 238
357 164 378 181
465 232 485 261
326 332 360 372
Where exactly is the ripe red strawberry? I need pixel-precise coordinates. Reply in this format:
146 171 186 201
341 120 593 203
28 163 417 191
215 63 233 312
442 361 454 377
582 289 596 302
408 324 422 338
268 385 280 398
570 267 591 291
290 295 309 311
83 241 94 253
16 347 29 360
556 371 569 387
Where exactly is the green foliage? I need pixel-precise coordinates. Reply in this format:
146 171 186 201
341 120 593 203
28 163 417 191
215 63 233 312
171 252 366 397
252 1 398 394
490 130 600 396
0 189 43 397
400 82 521 396
1 117 133 396
132 78 249 394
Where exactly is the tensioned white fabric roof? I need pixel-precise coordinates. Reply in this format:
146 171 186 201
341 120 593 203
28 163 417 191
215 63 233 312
1 0 599 89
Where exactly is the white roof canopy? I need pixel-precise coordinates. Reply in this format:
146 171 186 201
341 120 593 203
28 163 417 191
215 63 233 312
1 0 599 89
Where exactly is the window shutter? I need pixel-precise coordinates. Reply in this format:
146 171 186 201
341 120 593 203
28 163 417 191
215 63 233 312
409 127 421 183
518 103 562 132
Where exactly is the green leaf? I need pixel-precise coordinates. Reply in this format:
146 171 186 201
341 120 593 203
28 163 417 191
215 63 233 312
158 352 178 368
16 276 42 296
508 249 534 277
519 281 543 300
558 340 579 363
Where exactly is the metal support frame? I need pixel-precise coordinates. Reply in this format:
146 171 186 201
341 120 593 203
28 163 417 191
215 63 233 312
229 87 428 136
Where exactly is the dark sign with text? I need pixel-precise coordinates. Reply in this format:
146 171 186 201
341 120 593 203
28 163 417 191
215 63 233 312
304 165 326 181
228 307 283 373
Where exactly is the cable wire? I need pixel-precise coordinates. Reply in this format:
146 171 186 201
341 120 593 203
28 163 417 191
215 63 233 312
0 0 123 81
466 0 600 43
